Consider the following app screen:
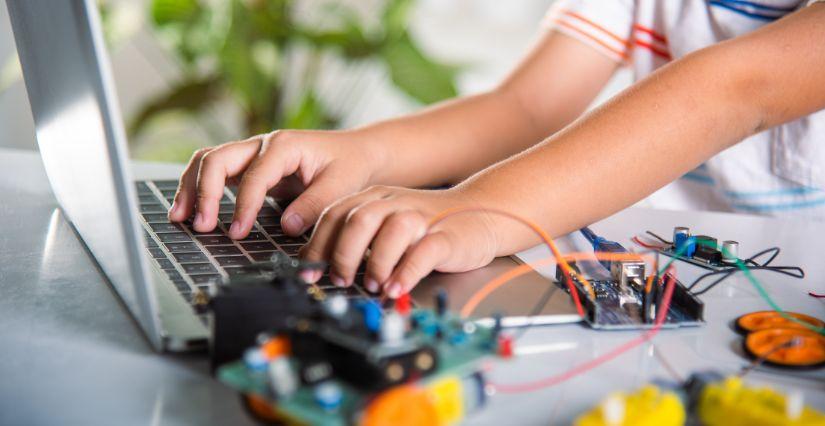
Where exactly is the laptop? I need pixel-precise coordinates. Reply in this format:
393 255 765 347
7 0 579 352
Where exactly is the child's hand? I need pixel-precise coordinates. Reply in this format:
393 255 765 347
169 130 383 238
300 186 500 298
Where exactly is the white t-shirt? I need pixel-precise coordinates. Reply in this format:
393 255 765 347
546 0 825 219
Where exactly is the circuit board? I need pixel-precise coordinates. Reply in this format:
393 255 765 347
656 247 733 272
555 263 704 330
217 308 498 425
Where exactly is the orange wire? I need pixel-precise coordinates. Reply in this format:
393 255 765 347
644 274 655 294
429 207 592 317
459 252 655 318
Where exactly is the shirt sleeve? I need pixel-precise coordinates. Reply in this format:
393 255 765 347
543 0 635 63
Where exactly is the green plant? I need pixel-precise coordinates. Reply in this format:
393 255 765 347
132 0 458 158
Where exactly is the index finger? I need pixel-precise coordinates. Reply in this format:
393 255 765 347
191 138 263 232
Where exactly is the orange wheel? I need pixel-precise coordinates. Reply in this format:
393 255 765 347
361 385 438 426
241 394 285 424
735 311 824 334
744 328 825 369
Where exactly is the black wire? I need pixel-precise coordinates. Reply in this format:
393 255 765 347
689 266 805 296
512 283 560 341
687 246 805 296
646 230 673 245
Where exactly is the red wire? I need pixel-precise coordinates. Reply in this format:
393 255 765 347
428 207 587 317
631 236 666 250
491 267 677 394
810 292 825 298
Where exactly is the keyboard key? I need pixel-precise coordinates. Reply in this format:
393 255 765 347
142 213 170 223
172 280 191 292
153 180 179 190
156 259 176 270
191 274 221 284
279 244 302 256
158 232 193 243
214 256 251 267
256 216 280 226
164 242 199 252
218 204 235 214
224 267 250 276
197 235 233 246
136 182 152 194
144 237 158 248
160 189 177 198
249 251 276 262
273 235 306 245
148 247 166 259
166 270 184 281
262 225 285 235
206 245 242 256
241 241 276 252
220 196 233 205
173 252 209 263
218 213 234 223
150 223 182 233
182 263 217 275
140 204 166 213
257 206 279 218
191 227 224 236
323 286 365 299
241 232 266 242
139 194 158 204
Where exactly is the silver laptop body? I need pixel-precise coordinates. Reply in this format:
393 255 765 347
7 0 578 353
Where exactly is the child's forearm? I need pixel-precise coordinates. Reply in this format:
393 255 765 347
457 4 825 254
353 31 618 188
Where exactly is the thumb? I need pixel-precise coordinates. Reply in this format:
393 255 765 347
281 173 358 235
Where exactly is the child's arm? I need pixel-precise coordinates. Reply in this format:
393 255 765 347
303 5 825 296
170 32 618 238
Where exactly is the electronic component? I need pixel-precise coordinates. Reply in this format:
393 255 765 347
652 227 739 270
574 385 685 426
570 228 704 330
208 253 320 370
577 373 825 426
213 256 502 425
555 260 704 330
693 375 825 425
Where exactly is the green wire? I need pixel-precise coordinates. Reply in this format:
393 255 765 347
657 238 825 335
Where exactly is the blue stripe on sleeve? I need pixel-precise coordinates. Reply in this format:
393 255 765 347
713 0 798 12
708 1 784 20
724 187 822 199
732 197 825 212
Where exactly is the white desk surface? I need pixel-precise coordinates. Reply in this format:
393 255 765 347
0 148 822 425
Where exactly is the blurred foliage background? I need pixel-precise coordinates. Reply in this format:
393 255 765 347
129 0 457 160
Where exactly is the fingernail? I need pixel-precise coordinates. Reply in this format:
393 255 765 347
193 212 204 228
331 274 345 288
387 282 402 299
229 221 242 238
299 270 317 283
283 214 304 235
168 202 179 217
365 279 379 293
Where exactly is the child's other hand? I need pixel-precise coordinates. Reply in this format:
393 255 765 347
169 130 382 239
300 186 500 298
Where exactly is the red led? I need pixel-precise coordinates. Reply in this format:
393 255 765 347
498 335 514 358
395 293 411 316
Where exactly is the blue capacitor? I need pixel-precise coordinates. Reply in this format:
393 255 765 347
356 300 383 332
673 227 696 257
243 348 268 372
314 382 343 411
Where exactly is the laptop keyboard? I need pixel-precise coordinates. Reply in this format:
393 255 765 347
136 180 370 308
